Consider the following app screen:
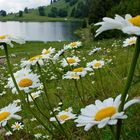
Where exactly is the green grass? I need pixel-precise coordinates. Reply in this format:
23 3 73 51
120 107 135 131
0 40 140 139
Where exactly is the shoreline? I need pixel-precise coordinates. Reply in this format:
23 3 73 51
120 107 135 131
0 17 82 22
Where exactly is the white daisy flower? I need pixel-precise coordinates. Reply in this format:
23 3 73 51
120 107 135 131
11 122 24 131
75 95 140 131
27 90 42 102
34 133 42 139
87 60 104 69
5 131 12 136
61 56 80 67
8 69 41 94
72 67 91 77
63 71 80 80
88 47 101 55
21 55 44 68
64 41 82 50
95 14 140 36
50 107 76 124
42 47 55 59
123 36 137 47
52 49 65 61
0 103 21 126
0 35 25 47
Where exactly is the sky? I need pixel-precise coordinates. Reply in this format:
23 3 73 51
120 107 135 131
0 0 50 13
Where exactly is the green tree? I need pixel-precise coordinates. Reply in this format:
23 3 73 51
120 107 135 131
38 6 46 16
58 9 68 17
48 7 58 17
24 7 28 13
19 10 23 17
0 10 7 17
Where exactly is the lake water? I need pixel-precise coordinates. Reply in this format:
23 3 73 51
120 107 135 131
0 21 82 41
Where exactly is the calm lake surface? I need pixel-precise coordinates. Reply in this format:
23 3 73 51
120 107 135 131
0 21 82 41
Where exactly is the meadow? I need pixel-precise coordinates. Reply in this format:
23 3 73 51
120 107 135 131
0 39 140 140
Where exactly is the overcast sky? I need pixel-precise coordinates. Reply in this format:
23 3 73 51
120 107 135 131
0 0 50 13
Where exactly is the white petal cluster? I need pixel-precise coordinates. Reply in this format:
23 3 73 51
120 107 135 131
8 69 41 94
123 36 137 47
95 14 140 36
50 107 76 124
64 41 82 50
0 35 25 47
0 103 21 126
75 95 140 131
61 56 80 67
87 60 104 69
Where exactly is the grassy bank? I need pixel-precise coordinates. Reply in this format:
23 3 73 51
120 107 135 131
0 40 140 139
0 15 82 22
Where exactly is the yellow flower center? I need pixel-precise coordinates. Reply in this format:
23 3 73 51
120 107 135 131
0 112 10 121
18 78 33 87
95 106 116 121
15 124 20 129
73 67 84 72
129 40 136 45
59 114 70 121
44 50 50 54
129 15 140 27
29 55 42 62
70 42 77 47
0 35 7 40
71 74 80 79
67 58 76 64
93 62 102 68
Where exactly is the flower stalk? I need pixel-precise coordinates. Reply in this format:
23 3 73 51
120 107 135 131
1 43 21 94
116 36 140 140
37 62 69 139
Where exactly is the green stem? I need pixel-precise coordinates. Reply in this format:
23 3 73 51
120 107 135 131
28 93 58 130
116 36 140 140
26 96 56 138
37 63 69 140
74 79 85 105
2 43 21 94
2 43 26 104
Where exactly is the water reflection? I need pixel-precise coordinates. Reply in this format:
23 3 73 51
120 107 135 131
0 21 81 41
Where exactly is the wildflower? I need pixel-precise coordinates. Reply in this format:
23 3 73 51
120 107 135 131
0 35 25 47
63 71 80 80
50 107 76 124
8 69 41 94
61 56 80 67
5 131 12 136
0 103 21 126
123 37 137 47
31 118 37 122
34 133 42 139
88 47 101 55
64 41 82 49
27 91 42 102
11 122 24 131
42 47 55 59
21 55 44 68
52 49 65 61
75 95 140 131
95 14 140 36
87 60 104 69
13 99 21 104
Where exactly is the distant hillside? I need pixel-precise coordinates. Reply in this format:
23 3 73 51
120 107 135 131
0 0 87 21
